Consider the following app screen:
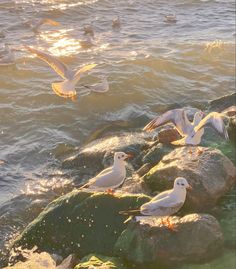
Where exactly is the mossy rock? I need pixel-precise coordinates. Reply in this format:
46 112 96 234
74 254 128 269
180 250 236 269
142 143 174 165
12 191 149 258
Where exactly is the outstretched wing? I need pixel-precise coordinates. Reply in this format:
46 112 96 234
73 63 97 81
143 109 185 133
25 46 71 80
194 112 229 139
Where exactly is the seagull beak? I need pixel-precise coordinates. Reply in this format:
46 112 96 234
187 185 192 191
125 153 134 160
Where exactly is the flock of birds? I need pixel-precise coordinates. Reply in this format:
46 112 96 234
0 13 229 231
78 108 229 230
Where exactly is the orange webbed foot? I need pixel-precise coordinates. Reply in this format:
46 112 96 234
106 189 115 195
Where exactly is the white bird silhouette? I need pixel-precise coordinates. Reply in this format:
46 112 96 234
25 46 97 100
164 14 177 23
79 152 132 192
120 177 192 230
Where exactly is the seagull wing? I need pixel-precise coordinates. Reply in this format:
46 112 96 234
25 46 71 80
143 109 185 133
72 63 97 82
194 112 229 139
141 195 183 216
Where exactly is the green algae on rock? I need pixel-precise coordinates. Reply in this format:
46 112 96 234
180 250 236 269
115 214 223 265
12 191 150 258
74 254 128 269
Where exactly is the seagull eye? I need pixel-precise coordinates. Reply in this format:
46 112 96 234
177 182 180 185
122 155 124 157
181 183 184 186
118 156 120 159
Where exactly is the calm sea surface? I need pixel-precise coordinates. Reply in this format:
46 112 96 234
0 0 235 263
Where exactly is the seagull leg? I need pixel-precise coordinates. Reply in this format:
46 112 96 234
166 217 178 232
106 189 115 195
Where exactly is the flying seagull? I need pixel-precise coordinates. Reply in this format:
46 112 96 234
25 46 97 100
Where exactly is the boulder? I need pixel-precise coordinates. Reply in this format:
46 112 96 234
157 127 181 144
181 250 236 269
74 254 128 269
12 191 150 259
115 214 223 265
62 132 151 175
143 146 236 210
208 92 236 112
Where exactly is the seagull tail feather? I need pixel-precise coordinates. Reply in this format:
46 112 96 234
52 81 76 99
119 209 141 216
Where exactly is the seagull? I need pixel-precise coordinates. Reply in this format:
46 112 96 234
83 23 94 36
25 46 97 100
79 152 132 193
143 108 205 138
164 14 177 23
0 30 6 38
0 44 16 65
191 112 229 140
27 18 60 33
120 177 192 230
79 36 95 49
112 16 121 28
83 76 109 93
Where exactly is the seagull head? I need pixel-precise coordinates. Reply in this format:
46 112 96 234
174 177 192 191
114 152 133 162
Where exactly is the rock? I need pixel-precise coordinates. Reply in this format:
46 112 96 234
222 106 236 144
157 127 181 144
3 252 56 269
142 143 174 166
209 92 236 112
115 214 223 265
143 146 236 210
74 254 128 269
217 187 236 248
181 250 236 269
62 132 151 175
12 191 150 259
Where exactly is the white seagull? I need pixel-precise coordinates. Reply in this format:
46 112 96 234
83 76 109 93
164 14 177 23
120 177 192 230
112 16 121 28
27 18 60 33
25 46 97 100
79 152 132 193
83 23 94 36
143 109 205 145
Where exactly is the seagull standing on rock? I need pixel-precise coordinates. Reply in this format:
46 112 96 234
25 46 97 100
79 152 133 193
120 177 192 231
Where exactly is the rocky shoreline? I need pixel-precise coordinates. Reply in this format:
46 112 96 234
2 92 236 269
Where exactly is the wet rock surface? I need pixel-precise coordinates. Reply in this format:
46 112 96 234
115 214 223 265
12 191 150 258
143 146 236 210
